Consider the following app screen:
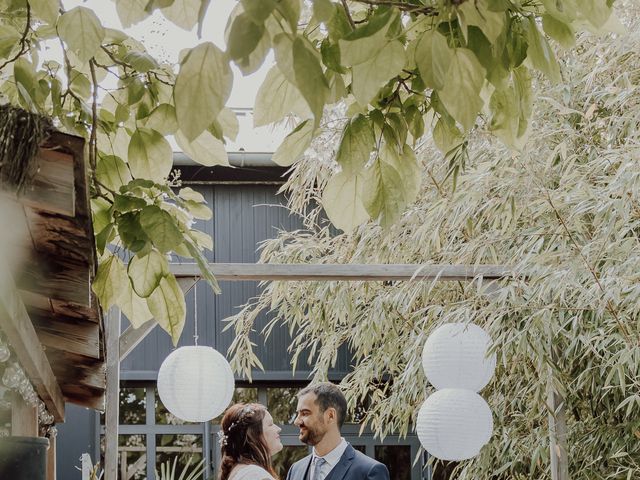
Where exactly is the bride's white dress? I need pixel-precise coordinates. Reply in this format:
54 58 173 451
228 464 276 480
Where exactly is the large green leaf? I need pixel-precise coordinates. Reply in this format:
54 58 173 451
457 0 505 44
351 40 405 106
92 254 128 310
336 115 374 174
217 108 239 141
175 129 229 167
577 0 612 28
116 286 153 328
379 143 421 206
174 42 232 141
415 30 453 91
338 9 392 66
115 0 150 27
0 25 20 58
128 128 172 182
439 49 486 131
525 17 561 83
292 37 329 123
96 155 132 191
147 275 186 346
161 0 201 30
145 104 178 135
139 205 184 253
322 171 369 232
272 120 314 166
128 249 169 297
360 156 405 229
542 15 575 48
227 12 265 61
29 0 60 24
254 65 311 126
57 7 105 63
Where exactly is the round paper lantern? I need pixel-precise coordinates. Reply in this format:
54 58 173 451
157 346 234 422
416 389 493 461
422 322 496 391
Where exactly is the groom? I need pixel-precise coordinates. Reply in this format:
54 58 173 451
286 382 390 480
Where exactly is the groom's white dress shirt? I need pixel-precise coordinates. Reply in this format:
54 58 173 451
310 437 348 480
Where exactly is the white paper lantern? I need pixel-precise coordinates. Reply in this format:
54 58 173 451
416 389 493 461
157 346 235 422
422 322 496 391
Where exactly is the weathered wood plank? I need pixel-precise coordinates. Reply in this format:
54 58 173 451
104 308 121 480
22 148 75 217
45 349 106 392
32 314 100 359
0 271 65 422
11 391 38 436
119 277 198 361
47 433 57 480
169 263 517 281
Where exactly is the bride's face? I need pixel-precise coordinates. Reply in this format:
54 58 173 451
262 411 283 455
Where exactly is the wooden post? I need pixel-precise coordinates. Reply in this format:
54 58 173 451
47 433 56 480
11 391 38 436
104 307 121 480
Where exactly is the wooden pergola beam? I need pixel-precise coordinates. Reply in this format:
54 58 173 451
0 270 65 423
169 263 517 281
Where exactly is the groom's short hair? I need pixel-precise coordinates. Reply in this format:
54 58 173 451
298 382 348 428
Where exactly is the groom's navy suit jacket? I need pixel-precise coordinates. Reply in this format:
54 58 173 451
285 443 390 480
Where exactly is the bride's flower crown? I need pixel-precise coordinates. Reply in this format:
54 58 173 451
218 405 257 447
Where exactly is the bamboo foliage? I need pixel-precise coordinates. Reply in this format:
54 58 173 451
228 4 640 478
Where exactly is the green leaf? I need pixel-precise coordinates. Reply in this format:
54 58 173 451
161 0 201 30
128 249 169 297
115 0 150 27
114 194 147 213
415 30 453 91
542 15 575 49
139 205 184 253
254 65 311 126
189 229 213 250
145 103 178 135
123 51 159 72
29 0 60 25
292 37 329 123
175 129 229 167
272 120 314 166
174 42 232 141
274 0 301 33
313 0 334 23
379 142 421 206
322 171 370 232
457 0 505 44
227 13 265 61
128 128 173 182
147 274 186 346
92 254 128 310
0 25 20 58
184 200 212 220
336 115 374 174
433 117 463 153
439 49 486 131
116 212 150 252
217 108 239 141
96 155 132 191
13 58 37 105
57 7 105 63
69 69 91 99
577 0 612 28
360 156 405 229
351 40 405 106
117 286 153 328
339 10 392 66
178 187 205 203
525 17 561 83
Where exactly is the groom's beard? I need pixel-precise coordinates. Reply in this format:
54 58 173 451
299 427 323 446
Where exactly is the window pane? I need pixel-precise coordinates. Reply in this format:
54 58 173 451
118 434 146 480
210 388 258 425
267 388 298 425
120 387 146 424
375 445 411 480
272 446 308 479
156 434 203 478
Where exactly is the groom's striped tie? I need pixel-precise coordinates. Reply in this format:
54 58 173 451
311 457 326 480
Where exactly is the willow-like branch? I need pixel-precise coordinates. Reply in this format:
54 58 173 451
0 3 31 72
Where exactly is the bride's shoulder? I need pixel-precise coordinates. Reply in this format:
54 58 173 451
229 464 276 480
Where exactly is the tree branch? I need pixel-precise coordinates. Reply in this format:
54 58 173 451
351 0 438 16
0 3 31 72
340 0 356 30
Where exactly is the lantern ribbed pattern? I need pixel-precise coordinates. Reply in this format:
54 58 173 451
416 389 493 461
157 346 235 422
421 322 496 392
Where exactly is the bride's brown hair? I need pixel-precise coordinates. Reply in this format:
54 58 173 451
218 403 279 480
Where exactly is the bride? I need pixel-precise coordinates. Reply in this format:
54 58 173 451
218 403 283 480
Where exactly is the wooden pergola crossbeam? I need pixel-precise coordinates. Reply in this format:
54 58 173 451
0 270 65 422
169 263 517 281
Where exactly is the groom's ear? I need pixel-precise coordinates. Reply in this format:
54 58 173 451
326 407 337 424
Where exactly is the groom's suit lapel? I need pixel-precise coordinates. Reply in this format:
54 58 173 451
301 455 313 480
324 444 356 480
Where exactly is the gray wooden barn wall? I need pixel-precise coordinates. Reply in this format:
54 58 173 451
120 184 350 379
